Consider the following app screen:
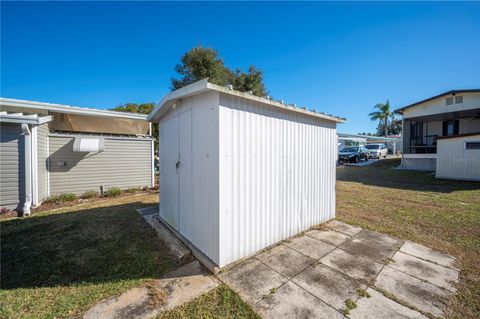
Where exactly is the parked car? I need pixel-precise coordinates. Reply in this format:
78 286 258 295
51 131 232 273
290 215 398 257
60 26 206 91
338 146 369 163
365 143 388 159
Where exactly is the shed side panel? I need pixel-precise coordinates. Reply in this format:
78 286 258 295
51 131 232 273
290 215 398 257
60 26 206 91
0 123 25 210
218 93 337 267
48 136 152 195
37 123 49 202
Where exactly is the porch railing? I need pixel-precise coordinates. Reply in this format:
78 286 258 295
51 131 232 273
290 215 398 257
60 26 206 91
404 145 437 154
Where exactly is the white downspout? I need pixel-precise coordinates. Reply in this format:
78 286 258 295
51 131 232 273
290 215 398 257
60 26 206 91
21 124 32 215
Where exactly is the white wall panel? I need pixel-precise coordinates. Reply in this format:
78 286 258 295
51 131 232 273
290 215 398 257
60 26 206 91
218 93 337 267
436 135 480 181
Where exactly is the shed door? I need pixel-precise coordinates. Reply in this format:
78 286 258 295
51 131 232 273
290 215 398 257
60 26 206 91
160 115 179 228
160 109 192 232
178 110 192 236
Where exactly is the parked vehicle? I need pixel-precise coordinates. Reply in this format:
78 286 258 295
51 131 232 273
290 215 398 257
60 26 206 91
338 146 369 163
365 143 388 159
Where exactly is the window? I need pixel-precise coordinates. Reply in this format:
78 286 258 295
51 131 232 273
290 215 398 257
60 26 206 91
442 120 459 136
455 95 463 104
466 141 480 150
446 97 454 105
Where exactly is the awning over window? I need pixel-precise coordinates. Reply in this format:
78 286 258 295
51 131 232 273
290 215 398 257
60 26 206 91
73 136 105 152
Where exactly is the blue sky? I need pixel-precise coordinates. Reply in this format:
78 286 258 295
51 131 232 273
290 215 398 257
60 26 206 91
1 2 479 134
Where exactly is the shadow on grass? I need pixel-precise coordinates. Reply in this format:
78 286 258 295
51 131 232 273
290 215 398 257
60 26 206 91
337 158 480 193
1 202 178 290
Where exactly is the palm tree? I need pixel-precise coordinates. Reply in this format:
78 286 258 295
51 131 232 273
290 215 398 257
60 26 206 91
369 100 391 137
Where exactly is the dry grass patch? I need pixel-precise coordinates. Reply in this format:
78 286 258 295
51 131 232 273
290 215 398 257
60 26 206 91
337 159 480 319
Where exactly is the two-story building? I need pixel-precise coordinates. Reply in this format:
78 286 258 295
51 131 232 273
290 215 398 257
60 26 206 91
395 89 480 181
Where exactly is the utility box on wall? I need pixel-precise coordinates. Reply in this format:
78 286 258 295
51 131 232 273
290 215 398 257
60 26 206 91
148 79 345 268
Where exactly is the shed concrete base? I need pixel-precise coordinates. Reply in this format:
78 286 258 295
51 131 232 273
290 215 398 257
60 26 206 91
137 206 190 261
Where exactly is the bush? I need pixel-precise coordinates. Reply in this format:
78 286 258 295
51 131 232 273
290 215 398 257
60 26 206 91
44 193 77 203
104 187 122 197
1 207 13 216
125 187 140 193
82 190 99 199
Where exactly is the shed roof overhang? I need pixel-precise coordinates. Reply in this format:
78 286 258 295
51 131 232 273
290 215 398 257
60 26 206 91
0 112 52 125
147 79 346 124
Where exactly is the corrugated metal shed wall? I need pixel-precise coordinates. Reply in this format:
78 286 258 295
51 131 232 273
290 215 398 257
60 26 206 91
436 135 480 181
49 135 153 195
37 123 49 202
159 91 220 263
0 123 25 209
218 93 337 267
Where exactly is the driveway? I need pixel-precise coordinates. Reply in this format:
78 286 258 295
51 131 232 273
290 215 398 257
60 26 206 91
219 220 459 319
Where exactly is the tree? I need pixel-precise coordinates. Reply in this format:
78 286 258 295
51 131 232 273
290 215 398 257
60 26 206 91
369 100 392 137
111 103 159 151
171 46 268 97
171 46 233 90
232 66 267 97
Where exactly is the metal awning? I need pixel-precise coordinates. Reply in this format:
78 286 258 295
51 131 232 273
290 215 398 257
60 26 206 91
73 136 105 152
0 111 52 125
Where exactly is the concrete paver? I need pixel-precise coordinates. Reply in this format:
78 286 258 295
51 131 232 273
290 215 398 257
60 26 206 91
219 221 459 319
306 229 350 246
284 235 335 259
218 258 287 304
389 251 458 292
320 248 384 282
326 220 362 236
254 281 345 319
256 244 315 278
340 229 402 262
375 267 451 318
292 263 365 310
83 261 218 319
348 288 429 319
400 241 457 270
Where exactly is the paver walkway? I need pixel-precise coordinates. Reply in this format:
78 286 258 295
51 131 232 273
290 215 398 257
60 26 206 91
219 220 459 319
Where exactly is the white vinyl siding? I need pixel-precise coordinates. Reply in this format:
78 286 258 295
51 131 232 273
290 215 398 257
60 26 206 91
37 123 49 202
0 124 25 209
436 135 480 181
48 135 153 195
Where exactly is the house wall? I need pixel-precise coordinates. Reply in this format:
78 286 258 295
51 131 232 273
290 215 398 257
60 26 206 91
0 123 25 210
436 135 480 181
218 93 337 267
158 91 220 264
403 92 480 118
48 134 153 195
37 123 49 202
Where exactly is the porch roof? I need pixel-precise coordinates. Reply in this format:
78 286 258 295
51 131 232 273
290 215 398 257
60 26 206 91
404 108 480 122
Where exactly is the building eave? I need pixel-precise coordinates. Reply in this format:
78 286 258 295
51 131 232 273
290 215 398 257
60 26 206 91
0 97 148 120
394 89 480 114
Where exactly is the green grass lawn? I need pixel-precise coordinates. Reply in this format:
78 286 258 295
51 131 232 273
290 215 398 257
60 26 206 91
337 159 480 319
158 285 259 319
0 194 179 319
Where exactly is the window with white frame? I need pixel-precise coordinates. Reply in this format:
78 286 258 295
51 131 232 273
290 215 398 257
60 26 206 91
455 95 463 104
446 97 454 105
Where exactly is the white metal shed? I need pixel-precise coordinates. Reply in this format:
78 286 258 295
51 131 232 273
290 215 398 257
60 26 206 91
148 79 345 268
